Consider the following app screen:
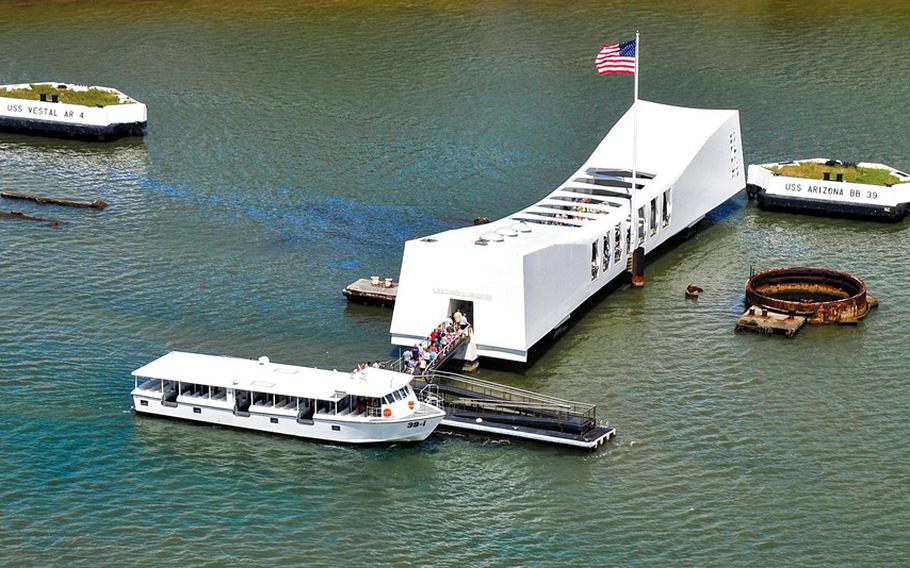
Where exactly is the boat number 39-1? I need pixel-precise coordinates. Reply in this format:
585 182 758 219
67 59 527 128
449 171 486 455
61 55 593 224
406 420 427 429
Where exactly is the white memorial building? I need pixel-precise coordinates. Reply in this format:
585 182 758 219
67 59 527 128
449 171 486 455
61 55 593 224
391 100 745 362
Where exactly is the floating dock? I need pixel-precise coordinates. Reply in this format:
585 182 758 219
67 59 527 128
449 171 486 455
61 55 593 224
413 371 615 449
343 277 397 306
385 317 614 449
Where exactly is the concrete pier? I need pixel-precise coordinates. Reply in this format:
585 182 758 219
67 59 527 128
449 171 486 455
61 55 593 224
343 277 397 306
736 307 806 337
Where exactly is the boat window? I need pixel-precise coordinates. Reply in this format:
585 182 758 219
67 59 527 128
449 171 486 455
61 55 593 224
138 377 162 392
602 235 610 271
253 392 273 406
662 189 671 227
180 382 208 398
384 394 394 404
392 390 403 402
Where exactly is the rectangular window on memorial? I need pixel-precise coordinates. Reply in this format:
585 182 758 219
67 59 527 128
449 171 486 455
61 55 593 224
591 241 598 280
614 224 622 262
650 198 658 236
637 207 646 245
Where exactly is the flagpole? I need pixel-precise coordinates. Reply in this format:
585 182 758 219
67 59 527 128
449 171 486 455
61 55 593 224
631 30 640 246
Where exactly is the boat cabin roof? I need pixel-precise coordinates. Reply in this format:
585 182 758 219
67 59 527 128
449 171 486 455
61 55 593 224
132 351 412 400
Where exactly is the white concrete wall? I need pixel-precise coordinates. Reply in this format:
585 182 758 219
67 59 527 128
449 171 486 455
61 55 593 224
748 162 910 208
0 96 146 126
390 239 527 357
658 111 744 243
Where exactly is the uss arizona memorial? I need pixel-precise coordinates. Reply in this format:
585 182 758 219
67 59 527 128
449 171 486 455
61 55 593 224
391 100 745 362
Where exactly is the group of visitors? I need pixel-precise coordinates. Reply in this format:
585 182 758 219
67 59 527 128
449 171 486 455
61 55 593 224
401 308 472 375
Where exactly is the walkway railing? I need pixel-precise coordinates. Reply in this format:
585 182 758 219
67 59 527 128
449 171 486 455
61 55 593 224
423 370 597 424
387 320 599 435
387 322 472 376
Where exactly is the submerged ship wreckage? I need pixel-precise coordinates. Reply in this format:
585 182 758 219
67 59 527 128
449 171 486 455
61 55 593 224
736 267 876 336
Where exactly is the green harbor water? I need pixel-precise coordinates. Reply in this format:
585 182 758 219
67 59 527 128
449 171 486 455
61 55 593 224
1 1 909 565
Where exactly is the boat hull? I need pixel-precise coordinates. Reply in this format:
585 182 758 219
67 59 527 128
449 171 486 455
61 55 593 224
132 394 444 444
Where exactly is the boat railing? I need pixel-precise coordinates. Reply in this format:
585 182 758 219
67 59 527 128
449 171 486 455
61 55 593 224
386 323 472 376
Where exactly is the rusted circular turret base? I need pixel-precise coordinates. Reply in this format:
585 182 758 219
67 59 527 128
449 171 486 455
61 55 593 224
745 267 871 324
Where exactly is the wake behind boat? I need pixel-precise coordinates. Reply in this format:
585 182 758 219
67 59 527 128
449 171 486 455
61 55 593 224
131 351 445 444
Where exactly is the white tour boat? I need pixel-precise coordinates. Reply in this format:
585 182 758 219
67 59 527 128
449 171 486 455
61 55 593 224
0 82 146 141
747 158 910 220
131 351 445 444
391 100 745 362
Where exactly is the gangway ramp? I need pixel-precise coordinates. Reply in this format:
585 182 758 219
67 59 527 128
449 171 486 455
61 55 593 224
414 371 615 450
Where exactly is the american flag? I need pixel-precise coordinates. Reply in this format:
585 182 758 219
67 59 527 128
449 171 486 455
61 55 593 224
595 39 636 75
